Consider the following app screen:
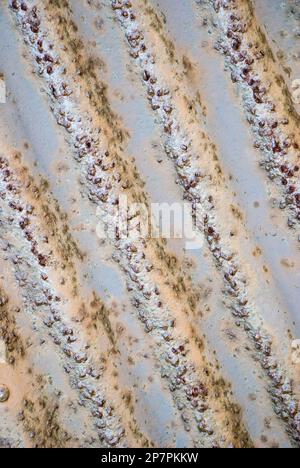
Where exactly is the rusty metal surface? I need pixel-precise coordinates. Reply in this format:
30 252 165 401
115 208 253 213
0 0 299 448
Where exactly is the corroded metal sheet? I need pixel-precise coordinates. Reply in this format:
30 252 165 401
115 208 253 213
0 0 299 448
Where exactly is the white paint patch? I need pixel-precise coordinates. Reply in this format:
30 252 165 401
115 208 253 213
0 340 6 364
0 77 6 104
